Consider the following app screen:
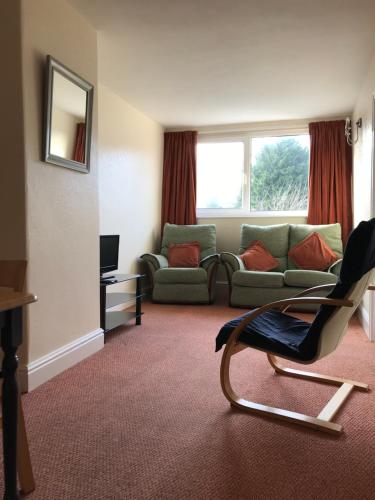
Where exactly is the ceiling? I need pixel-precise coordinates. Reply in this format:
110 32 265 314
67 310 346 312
69 0 375 127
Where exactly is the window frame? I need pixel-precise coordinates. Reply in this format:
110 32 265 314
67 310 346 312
196 127 309 218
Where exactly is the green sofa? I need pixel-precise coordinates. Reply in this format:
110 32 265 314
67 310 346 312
141 223 220 304
221 223 343 309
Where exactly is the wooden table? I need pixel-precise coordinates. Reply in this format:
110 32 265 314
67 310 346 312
0 291 37 500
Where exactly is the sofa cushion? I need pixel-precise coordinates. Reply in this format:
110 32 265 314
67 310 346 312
161 224 216 260
169 242 200 267
155 267 207 284
232 270 284 288
288 232 338 271
239 224 289 272
230 284 325 310
288 223 342 270
240 241 279 271
284 270 338 288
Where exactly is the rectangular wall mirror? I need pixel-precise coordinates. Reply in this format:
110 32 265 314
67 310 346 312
43 55 93 173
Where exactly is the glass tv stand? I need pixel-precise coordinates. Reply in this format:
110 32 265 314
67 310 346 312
100 273 144 334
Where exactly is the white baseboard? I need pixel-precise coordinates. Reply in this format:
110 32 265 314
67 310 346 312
19 328 104 392
357 305 370 339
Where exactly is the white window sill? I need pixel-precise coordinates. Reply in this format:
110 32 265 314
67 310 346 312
197 210 308 219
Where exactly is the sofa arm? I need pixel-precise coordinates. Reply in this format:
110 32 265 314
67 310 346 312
220 252 244 295
140 253 168 286
221 252 244 282
220 252 244 272
141 253 168 270
200 253 220 270
200 254 220 303
328 259 342 276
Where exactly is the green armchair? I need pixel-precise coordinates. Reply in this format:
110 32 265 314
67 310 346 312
141 223 220 304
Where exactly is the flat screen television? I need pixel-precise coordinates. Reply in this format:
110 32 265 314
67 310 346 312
100 235 119 277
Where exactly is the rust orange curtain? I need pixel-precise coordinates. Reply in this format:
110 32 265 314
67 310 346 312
307 120 353 244
161 131 197 228
73 123 86 163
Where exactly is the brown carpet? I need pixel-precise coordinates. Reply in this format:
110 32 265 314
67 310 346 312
8 301 375 499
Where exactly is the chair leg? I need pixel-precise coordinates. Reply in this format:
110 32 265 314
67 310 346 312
220 343 369 435
17 396 35 494
267 354 369 391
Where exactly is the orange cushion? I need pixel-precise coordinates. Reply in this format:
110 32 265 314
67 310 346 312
288 232 337 271
240 240 279 271
168 241 201 268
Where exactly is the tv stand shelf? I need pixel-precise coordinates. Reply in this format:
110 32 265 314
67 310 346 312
100 273 144 334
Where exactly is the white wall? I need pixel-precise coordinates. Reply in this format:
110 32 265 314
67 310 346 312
352 49 375 331
21 0 101 374
353 58 375 226
98 85 163 292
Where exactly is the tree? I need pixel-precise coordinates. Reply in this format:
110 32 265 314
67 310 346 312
250 138 309 211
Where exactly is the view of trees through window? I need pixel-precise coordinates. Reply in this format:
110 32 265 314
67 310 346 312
250 135 309 211
196 134 310 212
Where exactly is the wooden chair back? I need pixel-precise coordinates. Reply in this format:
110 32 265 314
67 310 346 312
0 260 27 292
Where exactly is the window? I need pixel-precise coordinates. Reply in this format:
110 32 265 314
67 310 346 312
197 141 244 209
250 135 309 212
196 132 310 216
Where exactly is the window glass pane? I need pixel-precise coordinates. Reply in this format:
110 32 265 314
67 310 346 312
197 142 244 209
250 135 309 211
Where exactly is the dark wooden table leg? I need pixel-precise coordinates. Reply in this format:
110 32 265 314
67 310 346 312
1 308 22 500
136 277 141 325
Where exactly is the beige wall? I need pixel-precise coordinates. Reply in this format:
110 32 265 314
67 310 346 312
98 85 163 291
21 0 100 363
0 0 26 260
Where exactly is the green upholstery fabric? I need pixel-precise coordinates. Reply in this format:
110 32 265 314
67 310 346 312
284 270 338 288
155 267 207 284
220 252 245 272
288 223 343 270
239 224 289 272
140 253 168 272
232 270 284 288
200 254 220 270
161 223 216 260
328 259 343 276
200 254 220 294
230 285 328 311
153 283 209 304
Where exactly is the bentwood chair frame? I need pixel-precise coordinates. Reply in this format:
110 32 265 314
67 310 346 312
0 260 35 493
220 274 375 435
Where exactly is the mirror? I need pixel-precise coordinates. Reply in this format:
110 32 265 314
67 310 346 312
44 55 93 173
